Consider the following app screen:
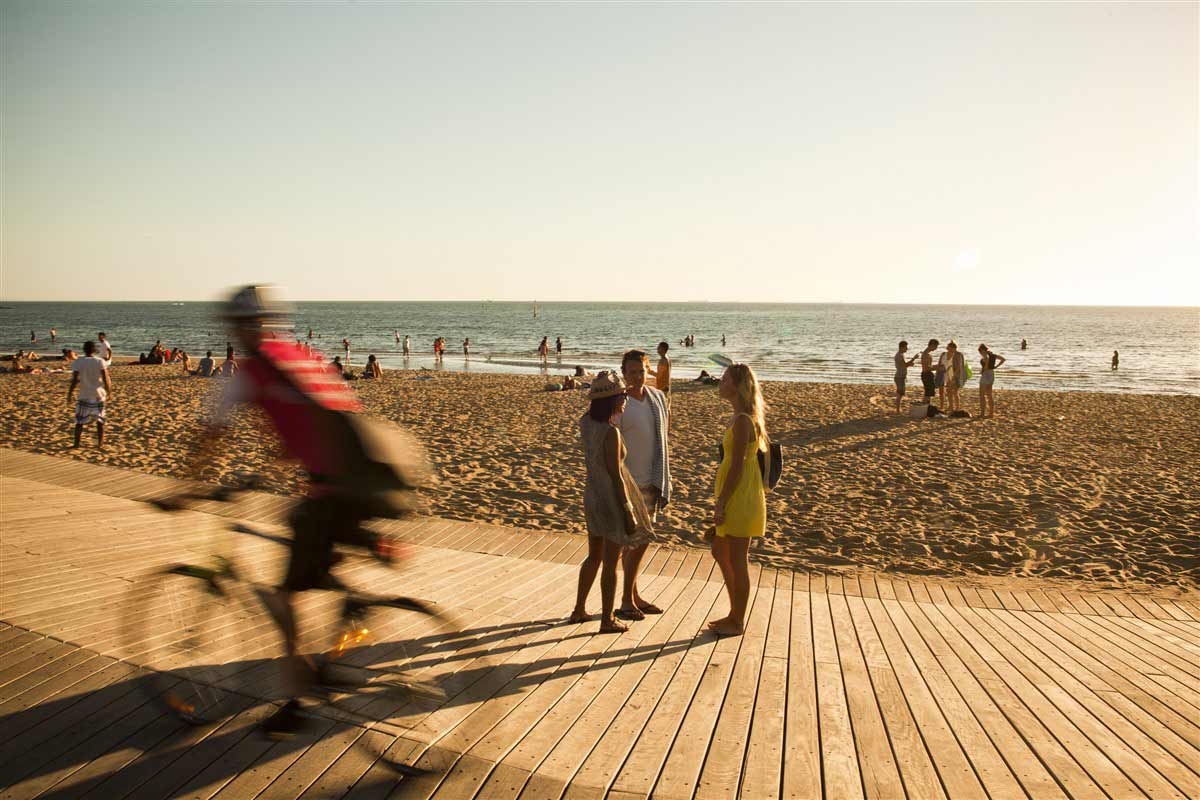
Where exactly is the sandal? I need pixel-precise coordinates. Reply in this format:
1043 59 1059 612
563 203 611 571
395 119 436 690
635 602 664 615
615 607 645 621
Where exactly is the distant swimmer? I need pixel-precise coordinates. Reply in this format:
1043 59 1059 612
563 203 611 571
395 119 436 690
308 328 313 340
1112 350 1119 371
1021 338 1027 350
30 330 36 343
50 328 56 343
394 330 400 344
721 335 726 347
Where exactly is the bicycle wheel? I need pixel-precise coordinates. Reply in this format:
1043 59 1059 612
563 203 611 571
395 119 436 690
121 563 262 724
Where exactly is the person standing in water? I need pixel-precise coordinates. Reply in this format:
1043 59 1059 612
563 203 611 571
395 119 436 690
538 337 549 362
721 335 726 347
1021 338 1028 350
403 335 411 357
1112 350 1119 371
463 338 470 357
893 340 917 414
977 344 1005 417
920 339 939 404
50 328 56 344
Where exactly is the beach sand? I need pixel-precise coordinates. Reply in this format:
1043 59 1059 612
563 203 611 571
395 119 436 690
2 364 1197 591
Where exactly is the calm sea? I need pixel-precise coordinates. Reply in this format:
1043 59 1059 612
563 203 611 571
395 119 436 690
2 302 1197 395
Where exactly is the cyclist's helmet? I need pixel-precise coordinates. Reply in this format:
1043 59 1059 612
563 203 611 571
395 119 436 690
223 284 293 330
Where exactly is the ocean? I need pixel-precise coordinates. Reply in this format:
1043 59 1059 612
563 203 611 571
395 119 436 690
2 301 1197 395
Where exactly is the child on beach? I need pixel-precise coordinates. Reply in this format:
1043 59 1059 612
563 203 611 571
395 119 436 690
572 371 654 634
978 344 1005 417
709 363 768 637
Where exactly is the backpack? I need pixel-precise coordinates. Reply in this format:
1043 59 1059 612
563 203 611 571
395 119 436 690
256 344 432 518
718 431 783 493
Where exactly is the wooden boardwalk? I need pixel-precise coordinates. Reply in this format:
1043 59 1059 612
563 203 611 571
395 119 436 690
2 448 1198 799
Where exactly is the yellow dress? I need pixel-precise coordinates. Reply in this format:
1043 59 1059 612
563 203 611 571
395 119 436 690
715 416 766 538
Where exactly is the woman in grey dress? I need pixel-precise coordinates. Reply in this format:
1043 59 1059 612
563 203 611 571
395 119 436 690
571 371 654 633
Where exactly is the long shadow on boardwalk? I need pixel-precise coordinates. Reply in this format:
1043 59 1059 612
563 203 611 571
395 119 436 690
0 618 711 797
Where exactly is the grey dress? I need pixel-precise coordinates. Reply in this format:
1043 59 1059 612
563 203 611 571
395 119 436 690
580 415 654 546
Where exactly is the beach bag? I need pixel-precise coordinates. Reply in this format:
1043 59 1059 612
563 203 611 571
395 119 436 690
718 438 784 493
950 409 971 419
908 403 930 419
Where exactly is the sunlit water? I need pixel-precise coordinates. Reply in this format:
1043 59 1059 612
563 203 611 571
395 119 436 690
3 301 1197 395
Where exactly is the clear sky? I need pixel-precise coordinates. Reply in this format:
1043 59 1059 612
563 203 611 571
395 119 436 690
2 1 1196 305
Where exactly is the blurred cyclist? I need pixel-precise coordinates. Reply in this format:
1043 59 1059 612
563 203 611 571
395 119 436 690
185 285 427 738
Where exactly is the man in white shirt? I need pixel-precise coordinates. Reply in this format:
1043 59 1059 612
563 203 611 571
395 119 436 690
615 349 672 620
68 340 111 448
97 332 113 363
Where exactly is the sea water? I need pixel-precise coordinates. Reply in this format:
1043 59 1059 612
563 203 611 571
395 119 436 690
2 301 1197 395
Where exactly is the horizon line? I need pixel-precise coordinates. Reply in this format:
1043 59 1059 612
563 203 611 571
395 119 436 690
1 298 1197 310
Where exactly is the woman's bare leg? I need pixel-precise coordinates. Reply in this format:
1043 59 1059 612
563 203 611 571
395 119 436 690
571 537 603 622
599 540 627 632
709 536 736 628
712 538 750 635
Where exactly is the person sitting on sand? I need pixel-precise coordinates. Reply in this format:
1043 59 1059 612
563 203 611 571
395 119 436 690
25 349 40 361
197 351 216 377
694 369 720 385
363 354 382 379
708 363 769 637
62 348 78 363
219 351 238 378
944 341 965 414
571 371 654 634
977 344 1005 418
179 350 192 374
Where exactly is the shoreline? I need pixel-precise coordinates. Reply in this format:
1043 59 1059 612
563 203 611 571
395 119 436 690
2 366 1197 592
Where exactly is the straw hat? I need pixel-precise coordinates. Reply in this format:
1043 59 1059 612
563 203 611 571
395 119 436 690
587 370 627 399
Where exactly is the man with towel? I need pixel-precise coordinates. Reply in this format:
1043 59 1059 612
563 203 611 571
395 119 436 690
615 349 672 620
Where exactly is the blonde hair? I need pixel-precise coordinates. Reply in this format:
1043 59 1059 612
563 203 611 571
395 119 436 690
727 363 768 451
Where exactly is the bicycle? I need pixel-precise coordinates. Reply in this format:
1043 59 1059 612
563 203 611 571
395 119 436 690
120 476 459 777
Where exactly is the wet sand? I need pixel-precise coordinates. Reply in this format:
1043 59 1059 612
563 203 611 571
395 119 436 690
2 365 1197 590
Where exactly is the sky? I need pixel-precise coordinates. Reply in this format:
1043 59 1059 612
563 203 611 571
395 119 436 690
1 1 1196 305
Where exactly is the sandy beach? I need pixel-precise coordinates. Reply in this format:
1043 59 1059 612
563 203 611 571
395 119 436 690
2 363 1197 590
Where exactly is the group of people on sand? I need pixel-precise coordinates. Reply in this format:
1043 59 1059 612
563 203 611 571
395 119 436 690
893 339 1006 418
573 347 769 638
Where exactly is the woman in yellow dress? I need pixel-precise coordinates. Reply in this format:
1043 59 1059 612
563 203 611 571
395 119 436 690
710 363 768 636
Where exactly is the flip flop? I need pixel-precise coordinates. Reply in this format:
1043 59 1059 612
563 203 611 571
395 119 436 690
615 607 645 621
635 603 664 615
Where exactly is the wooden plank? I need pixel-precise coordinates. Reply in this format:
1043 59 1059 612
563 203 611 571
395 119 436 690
781 570 821 800
844 595 946 800
810 588 865 799
827 592 903 799
880 598 1024 799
